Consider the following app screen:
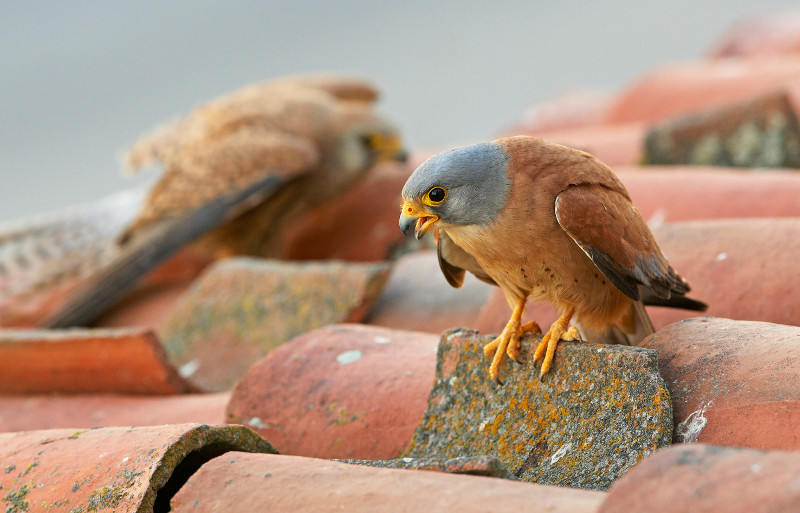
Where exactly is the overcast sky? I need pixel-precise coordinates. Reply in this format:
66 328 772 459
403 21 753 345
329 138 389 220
1 0 796 221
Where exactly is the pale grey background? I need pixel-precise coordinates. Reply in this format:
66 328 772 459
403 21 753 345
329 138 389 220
1 1 795 221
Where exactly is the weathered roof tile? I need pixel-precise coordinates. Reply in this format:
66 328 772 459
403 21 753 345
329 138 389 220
644 87 800 167
364 250 494 334
599 443 800 513
406 329 672 490
161 258 391 391
0 393 229 433
0 423 275 513
171 452 605 513
642 317 800 448
0 327 195 394
227 323 438 459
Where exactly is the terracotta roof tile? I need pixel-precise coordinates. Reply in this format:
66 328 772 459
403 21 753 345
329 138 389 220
709 10 800 59
406 329 671 490
650 218 800 328
171 452 605 513
0 424 274 513
0 327 195 395
499 89 616 134
504 122 645 167
160 258 391 391
227 323 438 459
642 317 800 449
603 57 800 125
599 443 800 513
616 167 800 223
364 249 494 334
0 393 228 433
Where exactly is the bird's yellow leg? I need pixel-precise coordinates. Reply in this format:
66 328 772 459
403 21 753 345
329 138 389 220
533 308 580 376
483 298 541 380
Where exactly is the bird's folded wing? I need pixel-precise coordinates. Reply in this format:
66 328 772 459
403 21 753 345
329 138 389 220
265 75 380 103
437 230 497 288
121 130 319 241
554 183 676 301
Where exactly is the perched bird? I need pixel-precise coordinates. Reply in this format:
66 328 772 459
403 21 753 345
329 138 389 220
399 136 706 380
0 74 405 328
122 74 406 257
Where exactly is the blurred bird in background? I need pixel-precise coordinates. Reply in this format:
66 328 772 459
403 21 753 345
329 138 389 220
0 75 405 328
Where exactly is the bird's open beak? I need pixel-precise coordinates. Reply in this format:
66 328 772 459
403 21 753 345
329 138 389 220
399 201 438 240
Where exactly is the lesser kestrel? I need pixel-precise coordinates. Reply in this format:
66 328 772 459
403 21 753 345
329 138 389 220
399 136 705 380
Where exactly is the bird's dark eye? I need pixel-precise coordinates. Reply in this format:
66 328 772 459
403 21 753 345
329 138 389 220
360 134 376 148
427 187 446 204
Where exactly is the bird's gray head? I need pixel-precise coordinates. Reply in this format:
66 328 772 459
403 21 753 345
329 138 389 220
399 141 511 238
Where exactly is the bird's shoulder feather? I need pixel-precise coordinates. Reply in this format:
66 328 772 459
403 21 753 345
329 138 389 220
554 183 686 301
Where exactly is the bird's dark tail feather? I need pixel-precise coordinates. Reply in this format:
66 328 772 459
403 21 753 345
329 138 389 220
42 174 289 328
641 289 708 312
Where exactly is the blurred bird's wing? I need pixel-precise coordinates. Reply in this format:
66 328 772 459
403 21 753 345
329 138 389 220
123 74 378 175
0 188 145 327
43 171 300 328
436 229 497 288
264 74 380 103
554 183 693 302
0 138 312 328
120 129 319 243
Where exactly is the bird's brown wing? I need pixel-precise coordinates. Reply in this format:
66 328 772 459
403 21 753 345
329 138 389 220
123 74 360 173
437 229 497 288
121 129 319 242
555 183 686 301
265 75 380 103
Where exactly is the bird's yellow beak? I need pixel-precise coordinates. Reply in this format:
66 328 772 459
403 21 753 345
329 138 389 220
399 201 438 240
368 133 408 163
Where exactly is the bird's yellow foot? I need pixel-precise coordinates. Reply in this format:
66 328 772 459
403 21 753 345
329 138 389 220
533 311 580 377
483 319 541 381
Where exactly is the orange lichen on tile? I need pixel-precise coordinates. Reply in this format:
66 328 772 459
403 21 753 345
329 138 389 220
406 329 672 490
